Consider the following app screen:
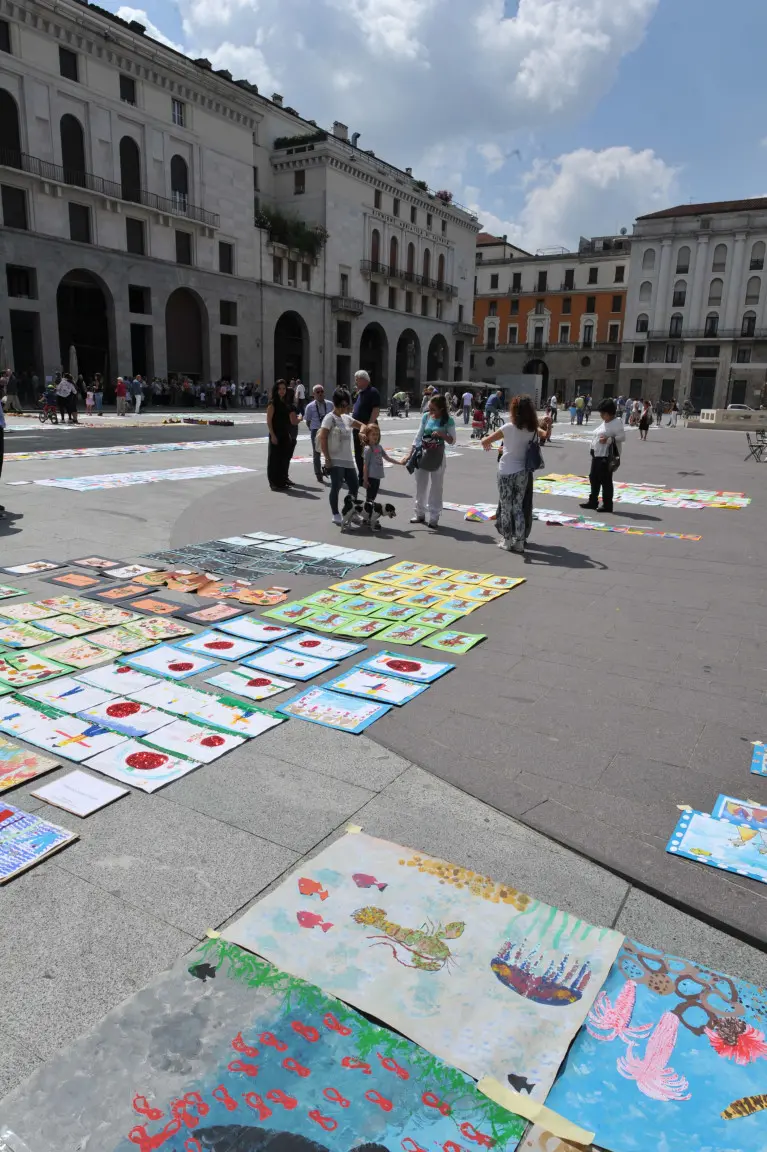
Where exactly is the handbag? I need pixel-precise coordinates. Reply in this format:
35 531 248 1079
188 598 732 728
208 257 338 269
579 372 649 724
417 435 445 472
607 438 621 472
524 433 544 472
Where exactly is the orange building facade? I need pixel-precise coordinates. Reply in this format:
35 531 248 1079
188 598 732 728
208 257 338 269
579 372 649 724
471 233 630 402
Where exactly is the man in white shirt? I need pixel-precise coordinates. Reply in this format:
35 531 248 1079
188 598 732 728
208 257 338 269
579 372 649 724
580 398 626 514
461 389 474 424
549 393 558 422
304 384 330 482
294 379 306 415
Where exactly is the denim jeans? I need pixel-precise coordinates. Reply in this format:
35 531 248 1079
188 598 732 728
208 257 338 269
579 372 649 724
329 466 358 514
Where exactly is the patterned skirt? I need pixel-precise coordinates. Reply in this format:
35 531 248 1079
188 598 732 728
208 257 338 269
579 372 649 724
496 469 529 545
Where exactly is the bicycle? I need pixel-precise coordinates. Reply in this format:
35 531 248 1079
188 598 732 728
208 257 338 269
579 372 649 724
486 409 503 433
37 399 58 424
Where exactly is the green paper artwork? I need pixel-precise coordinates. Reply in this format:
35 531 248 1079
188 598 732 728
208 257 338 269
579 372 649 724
331 615 390 638
424 630 487 654
370 602 422 622
301 591 351 611
376 622 437 646
262 602 319 624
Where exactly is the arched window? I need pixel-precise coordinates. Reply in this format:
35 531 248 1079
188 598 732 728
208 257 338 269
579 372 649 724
636 313 649 333
712 244 727 273
705 312 719 337
170 154 188 211
639 280 652 303
708 278 723 306
745 276 761 305
423 248 431 283
742 310 757 337
406 242 415 277
676 246 691 274
370 228 380 268
60 113 86 186
0 90 22 166
641 248 655 271
437 253 445 287
750 241 765 271
389 236 398 276
119 136 141 203
669 312 683 337
672 279 687 307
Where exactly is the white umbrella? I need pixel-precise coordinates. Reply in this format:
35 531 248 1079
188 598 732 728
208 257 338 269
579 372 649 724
0 336 9 373
68 344 78 379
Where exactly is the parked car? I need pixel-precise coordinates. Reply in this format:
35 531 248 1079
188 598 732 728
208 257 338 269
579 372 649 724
727 403 754 411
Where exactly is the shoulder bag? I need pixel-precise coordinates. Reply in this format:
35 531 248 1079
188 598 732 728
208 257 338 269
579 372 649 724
524 433 545 472
607 437 621 473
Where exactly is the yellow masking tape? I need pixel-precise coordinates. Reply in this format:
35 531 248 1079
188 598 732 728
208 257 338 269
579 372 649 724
477 1076 595 1147
346 824 363 834
205 929 221 939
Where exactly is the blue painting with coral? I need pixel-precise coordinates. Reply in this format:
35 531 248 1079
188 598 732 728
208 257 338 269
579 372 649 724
546 938 767 1152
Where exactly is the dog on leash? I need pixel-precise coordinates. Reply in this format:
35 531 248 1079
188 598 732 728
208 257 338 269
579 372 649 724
340 495 396 532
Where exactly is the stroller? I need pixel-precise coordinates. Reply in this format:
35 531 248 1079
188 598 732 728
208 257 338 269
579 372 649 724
470 407 486 439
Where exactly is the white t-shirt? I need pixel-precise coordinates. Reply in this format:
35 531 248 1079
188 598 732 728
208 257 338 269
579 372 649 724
321 411 355 467
462 392 473 406
295 382 305 401
591 417 626 457
498 422 536 476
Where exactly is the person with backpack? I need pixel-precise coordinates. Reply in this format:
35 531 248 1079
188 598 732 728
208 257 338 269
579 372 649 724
482 393 546 554
580 397 626 514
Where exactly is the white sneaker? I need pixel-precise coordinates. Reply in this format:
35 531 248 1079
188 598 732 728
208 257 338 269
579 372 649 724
410 515 425 524
332 513 342 525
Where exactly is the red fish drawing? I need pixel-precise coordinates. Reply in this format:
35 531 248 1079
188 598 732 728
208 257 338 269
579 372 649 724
297 911 333 932
298 877 330 900
353 873 388 891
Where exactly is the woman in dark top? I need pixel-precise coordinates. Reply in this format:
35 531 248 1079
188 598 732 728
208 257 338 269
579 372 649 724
267 379 298 490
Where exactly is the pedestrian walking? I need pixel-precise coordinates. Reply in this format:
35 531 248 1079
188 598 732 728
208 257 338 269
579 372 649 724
462 388 473 425
575 394 585 425
482 393 547 554
94 375 104 415
85 384 94 415
667 400 679 427
304 384 330 482
131 375 143 414
580 398 626 514
319 387 368 525
351 369 380 484
404 393 456 530
4 370 22 414
115 376 127 416
294 378 306 415
549 393 559 423
569 399 577 424
639 399 652 441
655 397 664 426
266 380 298 490
584 394 593 424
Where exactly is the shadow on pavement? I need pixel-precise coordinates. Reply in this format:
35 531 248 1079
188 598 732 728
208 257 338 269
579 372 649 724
524 541 608 570
0 510 23 537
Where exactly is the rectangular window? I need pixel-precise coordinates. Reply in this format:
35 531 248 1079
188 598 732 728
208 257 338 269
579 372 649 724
388 286 397 309
583 323 594 348
421 295 429 316
301 263 311 288
537 270 547 292
6 265 36 298
490 273 499 290
512 271 522 292
339 272 349 296
632 345 645 363
532 326 544 349
510 299 519 314
704 315 719 337
455 339 465 363
508 326 518 345
374 189 382 209
218 241 234 275
665 344 679 363
426 213 433 231
120 74 136 104
175 230 192 265
370 281 378 306
405 291 413 313
1 185 27 229
410 205 417 224
126 217 145 255
661 379 676 401
436 299 443 319
393 198 400 217
487 327 496 350
562 296 572 314
336 320 351 348
534 299 545 315
588 267 598 284
273 256 283 284
611 295 622 312
441 219 447 235
489 301 497 316
458 304 464 322
68 202 91 243
470 353 475 369
669 315 683 337
614 265 625 283
172 98 185 127
606 353 617 370
695 345 720 358
629 379 643 399
294 170 305 195
586 295 596 313
563 269 575 290
672 289 686 306
0 20 10 53
287 259 297 286
608 322 620 343
558 324 570 344
59 46 78 81
128 286 150 314
220 300 237 326
737 347 752 363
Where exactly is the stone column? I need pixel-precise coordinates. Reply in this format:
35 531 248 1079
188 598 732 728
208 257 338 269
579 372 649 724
652 239 673 332
687 235 710 329
724 232 747 331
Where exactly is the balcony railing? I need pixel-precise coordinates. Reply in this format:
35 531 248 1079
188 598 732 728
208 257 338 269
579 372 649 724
331 296 365 315
0 148 220 228
360 259 457 296
646 327 767 341
453 321 479 336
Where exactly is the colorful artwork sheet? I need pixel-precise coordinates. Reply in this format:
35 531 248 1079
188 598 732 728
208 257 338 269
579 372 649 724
78 698 176 739
216 616 297 644
0 602 60 622
85 739 202 793
124 617 193 643
534 473 750 509
38 639 113 669
277 632 366 661
75 604 142 627
376 622 436 646
301 610 357 634
184 694 285 738
262 602 319 624
0 654 72 689
0 585 24 600
453 570 493 585
90 626 156 654
176 630 263 662
70 556 121 571
0 623 53 648
386 575 438 592
204 667 295 701
0 698 58 737
223 832 623 1100
3 561 64 576
667 809 767 884
0 803 77 883
123 644 221 680
371 602 421 622
42 571 109 590
177 603 246 625
332 615 390 638
424 630 487 654
276 686 391 733
129 680 220 718
37 613 103 638
33 464 255 491
22 715 127 762
77 663 160 695
92 584 157 603
546 938 767 1152
411 607 466 628
358 651 454 683
388 561 429 575
37 595 94 614
329 579 371 595
0 735 58 792
363 584 411 604
751 743 767 776
30 770 128 816
301 591 351 611
144 718 245 763
338 595 383 616
434 596 481 615
326 666 428 706
124 596 186 617
710 794 767 830
243 646 338 682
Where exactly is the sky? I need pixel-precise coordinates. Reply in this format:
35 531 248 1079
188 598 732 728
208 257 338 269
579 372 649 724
106 0 767 253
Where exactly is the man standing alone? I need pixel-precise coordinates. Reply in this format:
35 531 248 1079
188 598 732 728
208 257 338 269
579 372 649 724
351 369 380 484
131 375 143 414
304 384 329 482
294 378 306 415
115 376 127 416
462 387 474 424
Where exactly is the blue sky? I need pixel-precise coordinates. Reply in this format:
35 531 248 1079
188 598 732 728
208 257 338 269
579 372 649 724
107 0 767 251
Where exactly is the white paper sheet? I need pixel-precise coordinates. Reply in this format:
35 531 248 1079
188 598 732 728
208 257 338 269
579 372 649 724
31 770 128 816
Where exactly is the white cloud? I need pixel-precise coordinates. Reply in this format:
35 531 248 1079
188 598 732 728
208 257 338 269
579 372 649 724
115 7 185 51
477 143 506 175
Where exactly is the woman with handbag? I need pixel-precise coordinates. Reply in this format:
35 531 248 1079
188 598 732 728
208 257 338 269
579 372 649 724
482 394 546 554
580 397 626 514
406 394 456 529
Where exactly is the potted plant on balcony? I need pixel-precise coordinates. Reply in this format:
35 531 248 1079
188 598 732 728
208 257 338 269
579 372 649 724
413 179 428 192
435 189 453 204
255 207 328 260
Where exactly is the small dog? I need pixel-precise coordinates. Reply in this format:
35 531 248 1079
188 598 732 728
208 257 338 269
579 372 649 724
341 495 396 532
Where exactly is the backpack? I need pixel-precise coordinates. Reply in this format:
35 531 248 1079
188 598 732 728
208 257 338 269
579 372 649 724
524 433 544 472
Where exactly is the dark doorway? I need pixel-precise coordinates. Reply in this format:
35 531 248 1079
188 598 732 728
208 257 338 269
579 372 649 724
274 311 307 383
221 333 237 380
426 333 448 381
359 322 388 398
10 310 42 389
730 378 747 406
523 357 549 401
166 287 207 381
130 323 152 377
574 379 592 397
0 90 21 164
57 269 112 385
60 114 86 186
119 136 141 203
336 355 351 390
170 155 189 212
395 329 420 392
690 369 716 411
661 379 676 403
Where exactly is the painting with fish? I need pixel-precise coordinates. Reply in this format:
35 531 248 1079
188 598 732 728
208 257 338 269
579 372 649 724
0 938 527 1152
545 938 767 1152
222 832 622 1101
666 809 767 884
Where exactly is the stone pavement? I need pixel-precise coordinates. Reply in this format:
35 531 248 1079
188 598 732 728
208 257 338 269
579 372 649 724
1 417 766 1103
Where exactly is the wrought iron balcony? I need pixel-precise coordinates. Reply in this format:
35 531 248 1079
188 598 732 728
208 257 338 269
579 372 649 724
331 296 365 314
0 148 220 228
453 321 479 336
360 259 457 296
647 327 767 341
